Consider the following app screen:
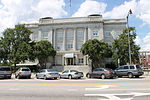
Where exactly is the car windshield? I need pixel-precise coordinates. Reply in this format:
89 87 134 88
22 69 30 71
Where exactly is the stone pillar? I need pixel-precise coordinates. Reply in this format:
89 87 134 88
38 29 42 41
63 28 66 50
73 28 77 50
84 27 87 43
53 29 56 49
84 56 86 66
62 55 64 66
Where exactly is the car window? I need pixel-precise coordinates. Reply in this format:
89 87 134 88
70 70 78 73
98 68 103 71
63 70 69 73
22 69 30 71
136 65 142 69
93 69 99 72
130 66 134 69
118 66 123 70
124 66 129 69
47 69 55 72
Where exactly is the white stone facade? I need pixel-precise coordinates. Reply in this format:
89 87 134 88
26 15 126 74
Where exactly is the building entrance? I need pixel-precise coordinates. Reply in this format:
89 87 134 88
67 58 73 65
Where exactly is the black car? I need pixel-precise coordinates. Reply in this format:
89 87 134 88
86 68 116 79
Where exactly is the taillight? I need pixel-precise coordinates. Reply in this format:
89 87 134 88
19 72 22 74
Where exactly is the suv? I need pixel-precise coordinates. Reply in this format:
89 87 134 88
0 66 12 79
115 65 143 78
15 67 31 79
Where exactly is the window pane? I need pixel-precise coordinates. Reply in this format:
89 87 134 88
105 32 111 37
93 31 98 36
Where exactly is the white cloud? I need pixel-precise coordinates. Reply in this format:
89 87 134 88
135 33 150 51
72 0 107 17
103 0 137 19
0 0 67 35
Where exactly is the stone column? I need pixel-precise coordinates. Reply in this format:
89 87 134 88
63 28 66 50
84 56 86 66
62 55 64 66
84 27 87 43
73 28 77 50
53 29 56 49
38 29 42 41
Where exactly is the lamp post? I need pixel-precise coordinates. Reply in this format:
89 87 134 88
126 9 132 65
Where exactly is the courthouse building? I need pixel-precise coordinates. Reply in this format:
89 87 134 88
26 14 126 73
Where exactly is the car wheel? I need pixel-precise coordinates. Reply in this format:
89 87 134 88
86 74 91 78
128 73 133 78
36 75 39 79
54 77 57 80
101 74 106 79
44 75 47 80
68 75 72 79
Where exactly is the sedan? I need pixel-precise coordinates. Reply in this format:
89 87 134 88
36 69 59 80
59 70 84 79
86 68 116 79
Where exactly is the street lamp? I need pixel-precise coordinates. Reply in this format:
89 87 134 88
126 9 132 65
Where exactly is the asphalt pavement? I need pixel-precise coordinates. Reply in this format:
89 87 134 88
0 76 150 100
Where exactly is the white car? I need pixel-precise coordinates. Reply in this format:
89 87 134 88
59 70 84 79
36 69 59 80
15 67 31 79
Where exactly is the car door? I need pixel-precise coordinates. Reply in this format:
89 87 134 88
122 66 129 76
115 66 124 76
61 70 69 78
0 68 4 77
91 69 99 78
38 70 45 78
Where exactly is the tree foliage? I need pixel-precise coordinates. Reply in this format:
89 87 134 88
80 39 112 69
0 24 32 69
34 40 56 69
112 27 140 66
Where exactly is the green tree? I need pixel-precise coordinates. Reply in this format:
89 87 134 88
0 24 33 70
34 40 56 69
80 39 112 69
112 27 140 66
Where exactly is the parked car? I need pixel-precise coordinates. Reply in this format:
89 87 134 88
0 66 12 79
36 69 59 80
141 66 148 70
15 67 31 79
86 68 116 79
59 70 84 79
115 65 143 78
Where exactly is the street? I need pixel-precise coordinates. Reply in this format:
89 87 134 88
0 76 150 100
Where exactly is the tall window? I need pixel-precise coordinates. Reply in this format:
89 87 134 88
67 44 73 49
105 32 111 37
56 31 63 42
33 33 38 41
42 33 48 40
66 29 73 41
56 44 62 50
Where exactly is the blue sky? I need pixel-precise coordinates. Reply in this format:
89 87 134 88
0 0 150 51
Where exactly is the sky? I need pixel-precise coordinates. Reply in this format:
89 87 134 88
0 0 150 51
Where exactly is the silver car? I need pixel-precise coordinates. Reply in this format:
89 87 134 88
60 70 84 79
36 69 59 80
0 67 12 79
15 67 31 79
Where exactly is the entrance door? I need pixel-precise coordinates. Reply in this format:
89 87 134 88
67 58 73 65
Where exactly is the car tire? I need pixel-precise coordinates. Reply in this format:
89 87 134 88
86 74 91 78
54 77 57 80
68 75 72 79
36 75 39 79
44 75 47 80
101 74 106 79
128 73 133 78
